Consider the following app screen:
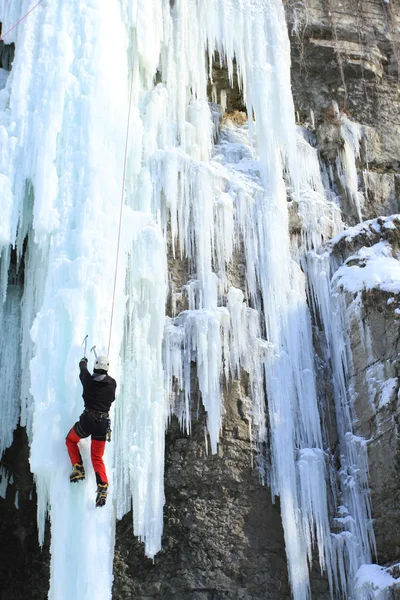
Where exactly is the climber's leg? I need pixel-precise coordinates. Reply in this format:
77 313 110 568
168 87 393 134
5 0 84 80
91 439 108 485
66 425 86 482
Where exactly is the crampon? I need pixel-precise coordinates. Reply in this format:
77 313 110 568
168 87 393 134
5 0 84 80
96 483 108 507
70 463 85 483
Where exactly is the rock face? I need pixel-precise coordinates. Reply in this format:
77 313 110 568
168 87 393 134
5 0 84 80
113 392 291 600
0 38 15 71
0 427 50 600
285 0 400 223
329 218 400 568
351 290 400 565
284 0 400 588
283 0 400 580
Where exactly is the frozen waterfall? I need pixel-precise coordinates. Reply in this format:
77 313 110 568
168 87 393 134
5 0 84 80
0 1 377 599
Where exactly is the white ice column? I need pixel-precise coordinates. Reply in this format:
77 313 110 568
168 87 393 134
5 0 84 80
115 215 168 559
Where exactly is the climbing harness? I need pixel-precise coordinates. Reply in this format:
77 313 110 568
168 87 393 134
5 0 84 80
84 410 111 441
84 408 109 421
107 66 135 357
0 0 44 42
83 410 111 442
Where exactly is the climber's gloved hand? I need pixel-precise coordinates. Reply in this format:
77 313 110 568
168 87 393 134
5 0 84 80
79 357 88 365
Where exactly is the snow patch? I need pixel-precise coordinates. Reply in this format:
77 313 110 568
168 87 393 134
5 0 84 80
355 563 400 599
378 378 398 410
333 241 400 294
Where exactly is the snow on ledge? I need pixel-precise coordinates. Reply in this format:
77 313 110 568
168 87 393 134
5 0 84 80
355 563 400 599
332 240 400 294
330 214 400 247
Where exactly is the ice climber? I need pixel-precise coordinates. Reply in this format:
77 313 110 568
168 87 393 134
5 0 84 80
66 355 117 507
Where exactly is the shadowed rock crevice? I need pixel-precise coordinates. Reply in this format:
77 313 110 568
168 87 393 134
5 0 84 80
0 23 15 71
0 427 50 600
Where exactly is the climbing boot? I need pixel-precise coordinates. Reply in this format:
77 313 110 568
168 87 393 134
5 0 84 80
70 463 85 483
96 483 108 507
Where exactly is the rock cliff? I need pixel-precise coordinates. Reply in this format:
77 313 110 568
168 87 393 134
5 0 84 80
286 0 400 223
286 1 400 592
329 217 400 566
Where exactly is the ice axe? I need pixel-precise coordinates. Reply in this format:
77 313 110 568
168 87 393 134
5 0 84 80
82 334 88 358
91 345 98 359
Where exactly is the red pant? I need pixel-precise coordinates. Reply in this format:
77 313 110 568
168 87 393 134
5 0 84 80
66 427 108 484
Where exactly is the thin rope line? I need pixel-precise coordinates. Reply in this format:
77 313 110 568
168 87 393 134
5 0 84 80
0 0 44 42
107 68 135 357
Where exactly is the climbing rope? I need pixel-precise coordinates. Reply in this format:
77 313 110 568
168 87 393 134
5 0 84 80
107 68 135 357
0 0 44 42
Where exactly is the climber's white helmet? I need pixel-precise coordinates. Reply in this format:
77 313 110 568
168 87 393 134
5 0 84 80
95 355 109 372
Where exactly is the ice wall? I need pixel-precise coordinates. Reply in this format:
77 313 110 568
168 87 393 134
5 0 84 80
0 1 377 599
0 1 129 598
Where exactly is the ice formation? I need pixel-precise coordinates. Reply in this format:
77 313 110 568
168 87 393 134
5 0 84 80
0 1 381 599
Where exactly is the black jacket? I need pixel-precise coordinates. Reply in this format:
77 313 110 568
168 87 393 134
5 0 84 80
79 360 117 413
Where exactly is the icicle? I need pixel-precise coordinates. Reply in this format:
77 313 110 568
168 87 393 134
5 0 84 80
336 114 364 223
0 283 21 457
305 250 376 596
0 465 9 498
295 128 342 250
115 213 168 559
